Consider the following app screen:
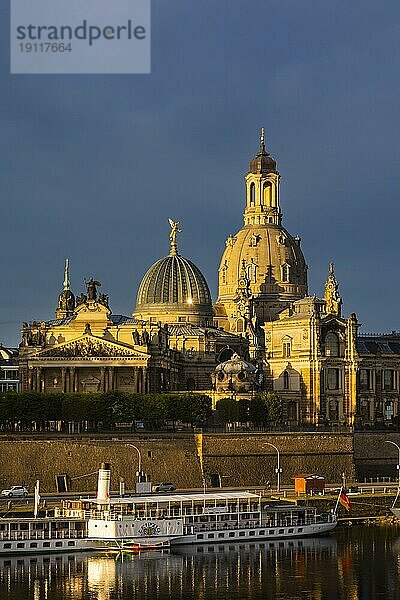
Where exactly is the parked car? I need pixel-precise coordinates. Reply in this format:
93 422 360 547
1 486 29 498
152 482 176 492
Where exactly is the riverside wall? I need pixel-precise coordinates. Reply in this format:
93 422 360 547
0 432 356 492
354 432 400 480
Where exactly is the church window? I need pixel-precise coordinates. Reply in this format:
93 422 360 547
383 370 395 391
325 332 339 357
359 369 373 391
327 368 341 390
288 401 297 420
281 264 290 283
283 342 291 358
263 182 272 206
236 319 244 333
249 183 255 206
283 371 290 390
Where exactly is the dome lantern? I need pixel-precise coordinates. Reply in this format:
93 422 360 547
55 258 75 318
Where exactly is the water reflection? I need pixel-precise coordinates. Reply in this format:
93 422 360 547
0 529 399 600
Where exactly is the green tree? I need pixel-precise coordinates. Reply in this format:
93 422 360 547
215 398 239 424
248 398 269 425
254 391 283 426
181 394 212 426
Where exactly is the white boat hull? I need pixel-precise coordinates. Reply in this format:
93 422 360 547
100 520 337 551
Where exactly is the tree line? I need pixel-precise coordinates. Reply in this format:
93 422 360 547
215 392 283 427
0 391 212 431
0 390 283 432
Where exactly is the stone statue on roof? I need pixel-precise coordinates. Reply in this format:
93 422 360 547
84 277 101 301
168 219 182 255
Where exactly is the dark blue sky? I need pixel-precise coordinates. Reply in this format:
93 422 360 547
1 0 400 346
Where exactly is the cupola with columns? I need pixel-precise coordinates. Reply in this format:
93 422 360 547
214 129 308 333
56 259 75 319
244 127 281 227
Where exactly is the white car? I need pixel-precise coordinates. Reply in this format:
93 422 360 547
1 486 29 498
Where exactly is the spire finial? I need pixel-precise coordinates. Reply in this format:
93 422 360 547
260 127 265 148
63 258 70 291
168 218 182 255
324 262 342 317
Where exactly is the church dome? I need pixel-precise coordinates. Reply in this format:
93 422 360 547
215 353 256 375
213 352 257 393
134 221 214 325
214 131 308 330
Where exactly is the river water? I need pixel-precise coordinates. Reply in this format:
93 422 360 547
0 526 399 600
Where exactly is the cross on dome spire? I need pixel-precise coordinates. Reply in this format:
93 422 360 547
260 127 265 149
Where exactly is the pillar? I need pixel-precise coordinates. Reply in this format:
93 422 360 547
70 367 77 392
36 367 41 392
143 368 148 393
61 367 66 393
28 368 33 391
100 367 106 393
109 367 115 391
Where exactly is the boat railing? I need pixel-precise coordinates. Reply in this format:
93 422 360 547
0 529 86 541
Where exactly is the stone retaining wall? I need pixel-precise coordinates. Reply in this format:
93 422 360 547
0 432 355 492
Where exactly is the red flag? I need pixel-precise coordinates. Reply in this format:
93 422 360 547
339 490 351 511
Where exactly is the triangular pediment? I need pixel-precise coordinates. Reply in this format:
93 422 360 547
34 334 150 359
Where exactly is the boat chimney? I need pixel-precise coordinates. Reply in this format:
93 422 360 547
97 462 111 503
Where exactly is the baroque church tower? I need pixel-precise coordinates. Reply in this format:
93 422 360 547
214 130 308 334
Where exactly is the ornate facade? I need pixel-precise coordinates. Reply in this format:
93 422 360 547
19 235 246 395
17 130 400 427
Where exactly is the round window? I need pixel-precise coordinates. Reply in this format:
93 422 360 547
217 372 225 381
237 371 246 381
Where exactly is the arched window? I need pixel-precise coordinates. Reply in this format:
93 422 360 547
236 319 244 333
325 332 339 357
281 264 290 283
218 347 234 363
249 182 255 206
283 371 290 390
288 401 297 421
263 182 272 206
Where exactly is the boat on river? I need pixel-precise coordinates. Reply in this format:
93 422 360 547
0 463 337 554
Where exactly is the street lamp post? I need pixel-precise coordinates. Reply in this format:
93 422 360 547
385 440 400 509
264 442 282 493
385 440 400 482
127 444 142 482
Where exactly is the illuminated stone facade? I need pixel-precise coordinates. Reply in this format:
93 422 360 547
18 131 400 427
